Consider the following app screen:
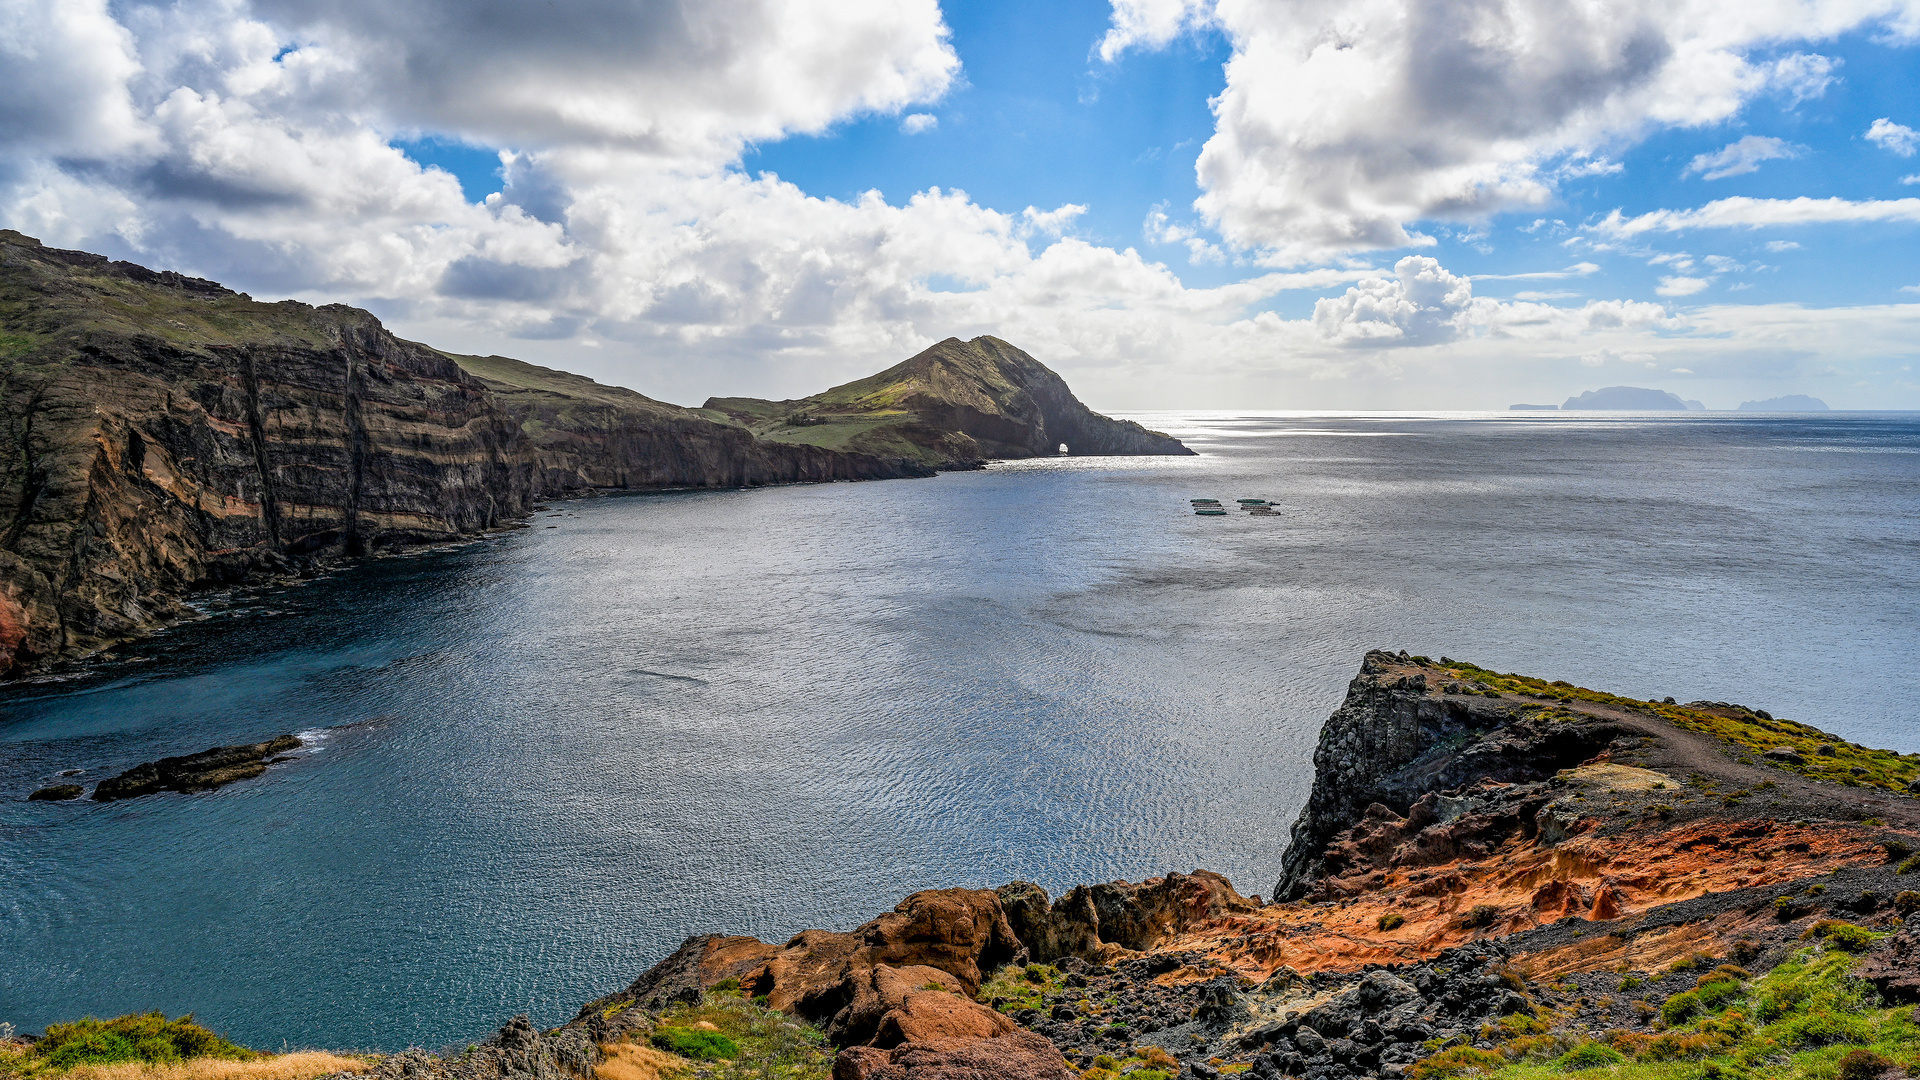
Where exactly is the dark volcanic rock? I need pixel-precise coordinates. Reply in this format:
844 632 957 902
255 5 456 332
28 783 83 801
998 870 1258 962
92 734 301 801
1859 928 1920 1002
1272 652 1619 900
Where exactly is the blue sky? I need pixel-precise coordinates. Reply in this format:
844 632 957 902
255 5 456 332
7 0 1920 408
395 2 1920 316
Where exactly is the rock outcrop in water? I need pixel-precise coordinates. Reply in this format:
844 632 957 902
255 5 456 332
90 733 303 800
702 335 1194 469
0 232 945 674
308 651 1919 1080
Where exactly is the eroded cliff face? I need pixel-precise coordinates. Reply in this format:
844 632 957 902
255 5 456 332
451 352 933 493
0 232 924 673
0 234 538 670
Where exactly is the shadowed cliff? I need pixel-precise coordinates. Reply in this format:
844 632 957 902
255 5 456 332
0 231 927 673
702 335 1194 469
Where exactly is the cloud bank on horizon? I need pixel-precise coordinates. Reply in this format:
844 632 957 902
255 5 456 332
2 0 1917 409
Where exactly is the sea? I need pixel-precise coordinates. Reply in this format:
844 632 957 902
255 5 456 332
2 411 1917 1051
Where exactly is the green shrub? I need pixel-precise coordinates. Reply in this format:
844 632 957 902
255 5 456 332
1895 890 1920 916
1379 912 1405 931
1408 1046 1506 1079
1661 978 1742 1025
1897 855 1919 875
1769 1007 1873 1047
37 1029 141 1069
651 1026 741 1060
35 1014 254 1069
1618 975 1643 992
1556 1042 1626 1070
1802 920 1876 953
1092 1054 1120 1070
709 977 741 992
1698 965 1748 986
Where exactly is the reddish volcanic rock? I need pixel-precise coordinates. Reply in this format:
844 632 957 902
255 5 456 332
832 1030 1076 1080
869 988 1015 1049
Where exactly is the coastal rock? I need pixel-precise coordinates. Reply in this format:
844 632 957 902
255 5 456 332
28 783 83 801
997 871 1259 963
831 1029 1076 1080
617 934 781 1010
1272 652 1620 901
91 734 301 801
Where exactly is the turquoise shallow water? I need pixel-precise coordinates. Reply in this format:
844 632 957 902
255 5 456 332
2 411 1917 1051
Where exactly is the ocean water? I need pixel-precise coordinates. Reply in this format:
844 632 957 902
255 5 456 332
2 411 1917 1051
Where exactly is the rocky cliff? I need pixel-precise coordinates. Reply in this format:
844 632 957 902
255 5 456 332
0 232 926 673
449 352 932 493
310 651 1919 1080
702 335 1194 469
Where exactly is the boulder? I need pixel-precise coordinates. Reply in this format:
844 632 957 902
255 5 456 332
1765 746 1806 765
831 1029 1075 1080
870 989 1015 1049
615 934 780 1010
998 871 1257 962
28 784 83 801
831 964 980 1046
1858 930 1920 1003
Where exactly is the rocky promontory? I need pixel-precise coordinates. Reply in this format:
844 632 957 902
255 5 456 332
279 651 1920 1080
702 335 1193 470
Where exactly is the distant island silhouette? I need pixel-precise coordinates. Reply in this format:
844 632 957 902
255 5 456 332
1558 386 1704 410
1738 395 1830 411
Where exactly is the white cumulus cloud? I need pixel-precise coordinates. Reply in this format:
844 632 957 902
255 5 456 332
1101 0 1916 262
900 113 938 135
1867 117 1919 156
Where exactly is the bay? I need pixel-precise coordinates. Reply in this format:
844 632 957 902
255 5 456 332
2 411 1916 1051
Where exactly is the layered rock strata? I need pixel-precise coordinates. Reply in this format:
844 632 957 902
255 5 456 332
0 232 929 673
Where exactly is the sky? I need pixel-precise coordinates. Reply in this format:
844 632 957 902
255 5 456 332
3 0 1919 410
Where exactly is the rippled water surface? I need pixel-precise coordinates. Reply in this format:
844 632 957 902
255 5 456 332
3 412 1918 1050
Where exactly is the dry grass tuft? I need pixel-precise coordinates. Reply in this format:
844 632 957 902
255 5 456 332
595 1043 686 1080
58 1053 370 1080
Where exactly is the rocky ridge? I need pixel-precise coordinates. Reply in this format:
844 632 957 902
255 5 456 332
319 651 1919 1080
